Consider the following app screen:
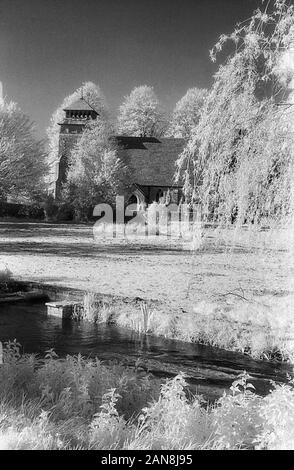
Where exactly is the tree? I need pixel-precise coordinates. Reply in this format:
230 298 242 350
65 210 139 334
117 85 165 137
47 81 109 189
167 87 207 139
176 0 294 227
64 119 131 219
0 100 47 201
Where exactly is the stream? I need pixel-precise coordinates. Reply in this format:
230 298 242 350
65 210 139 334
0 301 293 401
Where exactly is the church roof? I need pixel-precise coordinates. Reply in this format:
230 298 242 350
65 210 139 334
115 136 185 187
64 98 97 113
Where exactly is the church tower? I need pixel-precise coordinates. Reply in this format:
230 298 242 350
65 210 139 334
54 97 99 199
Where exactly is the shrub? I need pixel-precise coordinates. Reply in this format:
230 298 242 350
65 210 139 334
89 389 135 449
18 204 45 220
256 383 294 450
0 201 44 220
211 372 263 449
129 373 212 450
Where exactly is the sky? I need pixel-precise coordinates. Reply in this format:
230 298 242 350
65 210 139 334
0 0 263 138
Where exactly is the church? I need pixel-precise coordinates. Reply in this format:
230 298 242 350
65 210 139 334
53 97 185 207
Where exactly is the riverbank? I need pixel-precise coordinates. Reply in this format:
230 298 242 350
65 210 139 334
2 278 294 365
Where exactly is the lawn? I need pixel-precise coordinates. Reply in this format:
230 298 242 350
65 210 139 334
0 221 293 309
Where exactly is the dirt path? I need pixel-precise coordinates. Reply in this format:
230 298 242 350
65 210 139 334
1 222 293 311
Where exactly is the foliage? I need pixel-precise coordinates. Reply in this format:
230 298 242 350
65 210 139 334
212 372 263 449
82 292 99 323
256 381 294 449
89 389 133 449
132 373 211 449
177 294 294 362
0 100 47 201
1 346 294 450
167 88 207 139
82 293 117 324
177 0 294 227
0 341 161 421
63 119 131 219
117 85 166 137
0 201 44 220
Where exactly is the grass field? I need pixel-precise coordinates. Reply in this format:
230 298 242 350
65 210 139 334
0 221 293 309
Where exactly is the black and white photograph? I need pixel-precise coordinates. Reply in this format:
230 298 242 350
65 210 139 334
0 0 294 455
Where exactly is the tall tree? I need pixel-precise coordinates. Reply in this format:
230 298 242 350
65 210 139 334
167 87 207 139
47 81 109 188
0 100 47 201
64 119 131 219
117 85 165 137
176 0 294 227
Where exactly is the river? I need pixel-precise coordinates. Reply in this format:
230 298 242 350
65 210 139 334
0 301 292 401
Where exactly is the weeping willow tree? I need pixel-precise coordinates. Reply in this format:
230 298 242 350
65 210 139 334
176 0 294 228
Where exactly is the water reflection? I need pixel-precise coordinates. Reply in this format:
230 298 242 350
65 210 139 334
0 302 292 401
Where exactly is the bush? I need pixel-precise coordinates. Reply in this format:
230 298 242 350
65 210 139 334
0 202 44 220
18 204 44 219
256 383 294 449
